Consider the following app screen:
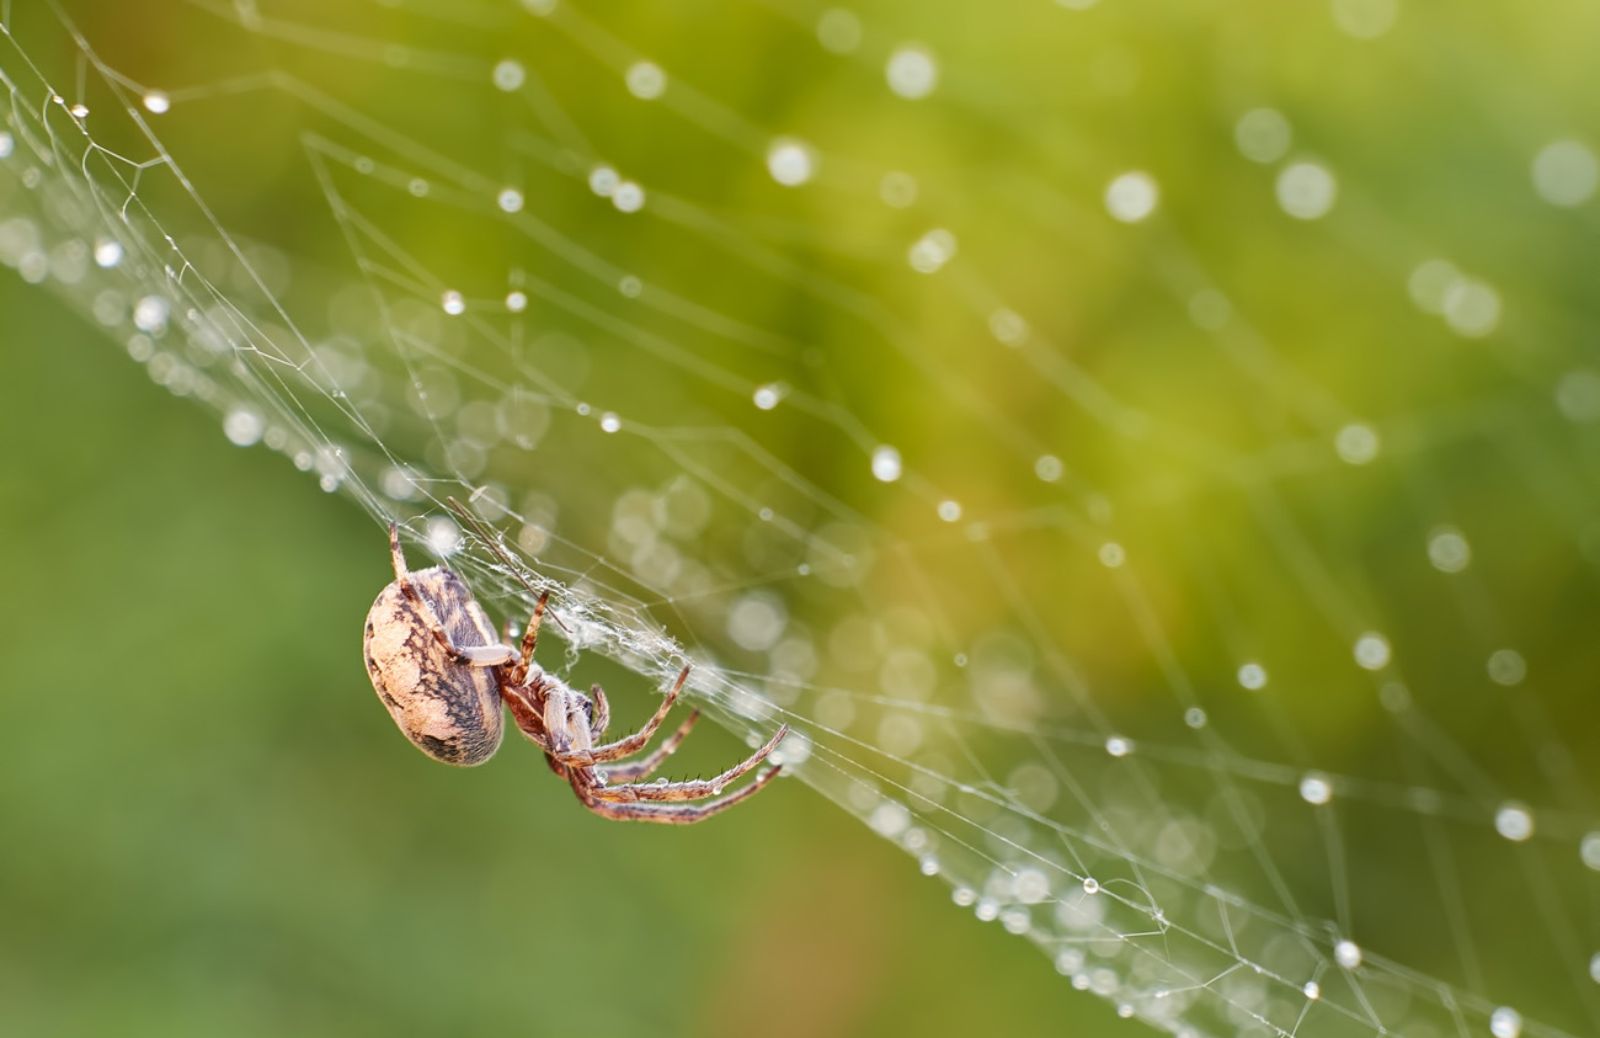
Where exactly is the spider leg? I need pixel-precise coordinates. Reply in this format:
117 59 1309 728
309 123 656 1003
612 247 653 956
388 523 411 583
576 765 782 825
589 684 610 738
455 644 519 665
502 681 551 746
512 591 550 684
592 724 788 803
388 524 516 667
596 710 699 782
559 665 690 765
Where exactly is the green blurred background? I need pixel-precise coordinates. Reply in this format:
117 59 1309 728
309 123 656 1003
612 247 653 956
2 0 1600 1035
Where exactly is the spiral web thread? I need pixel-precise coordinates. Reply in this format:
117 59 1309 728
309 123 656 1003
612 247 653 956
3 2 1600 1036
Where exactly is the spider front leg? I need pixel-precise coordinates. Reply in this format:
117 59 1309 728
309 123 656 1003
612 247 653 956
593 723 788 803
553 665 690 766
508 590 550 685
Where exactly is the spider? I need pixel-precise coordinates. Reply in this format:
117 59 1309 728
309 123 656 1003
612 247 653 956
362 522 787 824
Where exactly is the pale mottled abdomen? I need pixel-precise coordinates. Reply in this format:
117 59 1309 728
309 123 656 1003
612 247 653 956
362 566 505 766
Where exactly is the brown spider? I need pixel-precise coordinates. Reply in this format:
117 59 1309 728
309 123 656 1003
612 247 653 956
363 524 787 824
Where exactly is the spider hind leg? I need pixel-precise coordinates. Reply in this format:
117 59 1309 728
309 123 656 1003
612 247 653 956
577 765 783 825
593 723 788 803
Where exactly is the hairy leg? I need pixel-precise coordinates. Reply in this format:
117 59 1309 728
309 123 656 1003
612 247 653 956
593 724 787 803
577 766 782 825
597 710 700 782
553 666 690 766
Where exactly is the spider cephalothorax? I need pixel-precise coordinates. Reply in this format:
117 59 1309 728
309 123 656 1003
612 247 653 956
363 524 786 824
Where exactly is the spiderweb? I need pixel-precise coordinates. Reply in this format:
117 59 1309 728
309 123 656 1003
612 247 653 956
4 1 1600 1034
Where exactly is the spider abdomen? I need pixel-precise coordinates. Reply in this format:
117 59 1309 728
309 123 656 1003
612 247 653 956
363 566 505 766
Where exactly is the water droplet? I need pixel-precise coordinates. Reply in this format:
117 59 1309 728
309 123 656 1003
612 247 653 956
1299 773 1333 805
1238 662 1268 690
93 238 123 268
223 407 264 447
871 445 902 482
1335 422 1380 464
625 60 666 100
1489 1006 1522 1038
1495 803 1534 842
1556 369 1600 423
1276 160 1338 220
1427 526 1471 573
753 383 785 410
611 181 645 213
492 59 526 92
1235 108 1291 163
1532 139 1599 207
907 228 957 273
1442 278 1501 338
1409 258 1460 314
1487 649 1527 687
1580 832 1600 871
1353 632 1391 671
1105 171 1159 223
727 592 787 652
425 516 461 557
133 295 170 334
1334 939 1362 969
588 165 619 197
766 138 815 187
879 171 918 208
1331 0 1398 39
885 44 938 99
988 308 1029 346
816 8 862 53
